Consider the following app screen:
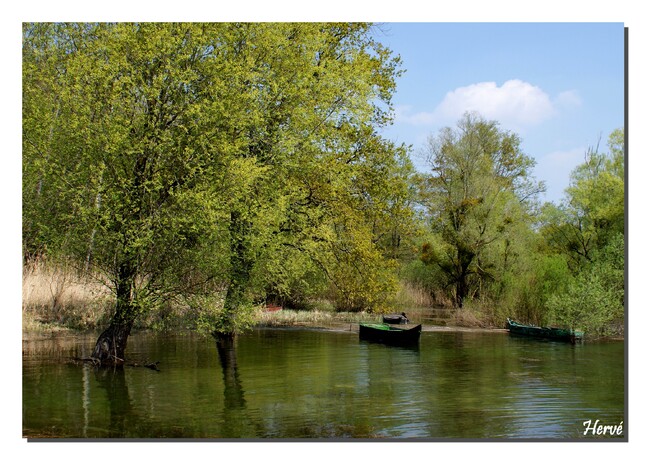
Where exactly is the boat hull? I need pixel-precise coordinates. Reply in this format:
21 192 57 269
506 318 583 343
359 323 422 345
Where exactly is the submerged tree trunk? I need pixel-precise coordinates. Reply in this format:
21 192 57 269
91 322 134 365
92 262 137 365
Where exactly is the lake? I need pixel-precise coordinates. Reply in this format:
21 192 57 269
22 327 625 440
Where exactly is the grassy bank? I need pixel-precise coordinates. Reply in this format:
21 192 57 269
22 262 623 343
22 261 497 335
21 262 381 334
22 261 113 333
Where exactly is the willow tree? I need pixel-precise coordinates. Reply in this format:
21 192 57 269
420 113 544 308
24 23 238 363
195 23 413 320
23 22 411 363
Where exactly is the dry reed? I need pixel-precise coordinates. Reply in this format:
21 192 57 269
392 281 434 309
22 260 112 331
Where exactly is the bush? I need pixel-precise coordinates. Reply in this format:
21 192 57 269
546 271 623 336
546 234 624 336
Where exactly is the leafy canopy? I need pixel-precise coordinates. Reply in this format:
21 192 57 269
22 23 414 331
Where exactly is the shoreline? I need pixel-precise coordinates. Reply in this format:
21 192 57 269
23 322 626 344
252 321 509 334
21 318 508 341
19 320 566 343
22 308 623 342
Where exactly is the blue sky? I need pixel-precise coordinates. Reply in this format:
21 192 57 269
373 23 625 204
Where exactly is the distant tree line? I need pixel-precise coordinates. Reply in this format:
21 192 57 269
405 119 624 335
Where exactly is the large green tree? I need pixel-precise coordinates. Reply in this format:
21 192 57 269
541 129 624 334
23 23 411 363
419 113 544 308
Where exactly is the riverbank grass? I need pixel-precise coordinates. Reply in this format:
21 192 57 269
22 261 112 332
22 261 495 335
253 308 382 328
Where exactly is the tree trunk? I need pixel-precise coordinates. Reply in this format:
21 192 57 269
91 261 136 365
91 322 133 365
216 210 254 335
225 210 253 311
456 277 466 308
454 246 474 308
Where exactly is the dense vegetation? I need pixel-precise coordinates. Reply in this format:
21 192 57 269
22 23 624 359
406 118 624 336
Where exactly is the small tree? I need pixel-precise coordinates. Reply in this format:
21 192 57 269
546 234 624 335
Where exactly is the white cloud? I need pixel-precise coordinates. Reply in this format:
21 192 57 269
396 80 581 131
435 80 556 127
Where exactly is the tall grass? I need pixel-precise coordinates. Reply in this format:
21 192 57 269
24 261 501 333
253 308 381 328
392 280 434 309
22 260 112 332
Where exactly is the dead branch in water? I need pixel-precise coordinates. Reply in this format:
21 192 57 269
69 357 161 371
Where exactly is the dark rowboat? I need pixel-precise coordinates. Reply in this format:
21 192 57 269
506 318 584 343
359 323 422 345
382 313 409 324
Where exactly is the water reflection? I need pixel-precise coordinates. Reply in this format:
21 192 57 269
216 336 246 410
23 329 625 440
215 335 256 438
94 366 134 438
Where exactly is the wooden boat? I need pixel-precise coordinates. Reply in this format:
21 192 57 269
506 318 584 343
359 323 422 345
382 313 409 324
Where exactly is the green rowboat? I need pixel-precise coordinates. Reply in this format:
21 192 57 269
506 318 584 343
359 323 422 345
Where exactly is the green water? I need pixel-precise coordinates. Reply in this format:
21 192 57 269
22 328 625 439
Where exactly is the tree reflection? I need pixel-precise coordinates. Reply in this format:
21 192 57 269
215 334 256 437
216 335 246 410
94 366 133 438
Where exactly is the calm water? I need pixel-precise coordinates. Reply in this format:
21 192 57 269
22 328 625 439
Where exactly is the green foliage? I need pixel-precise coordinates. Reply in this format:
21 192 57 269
505 253 572 326
408 118 625 338
192 294 257 337
410 118 624 336
545 232 624 336
22 22 413 335
25 22 622 338
539 130 624 335
542 130 624 269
